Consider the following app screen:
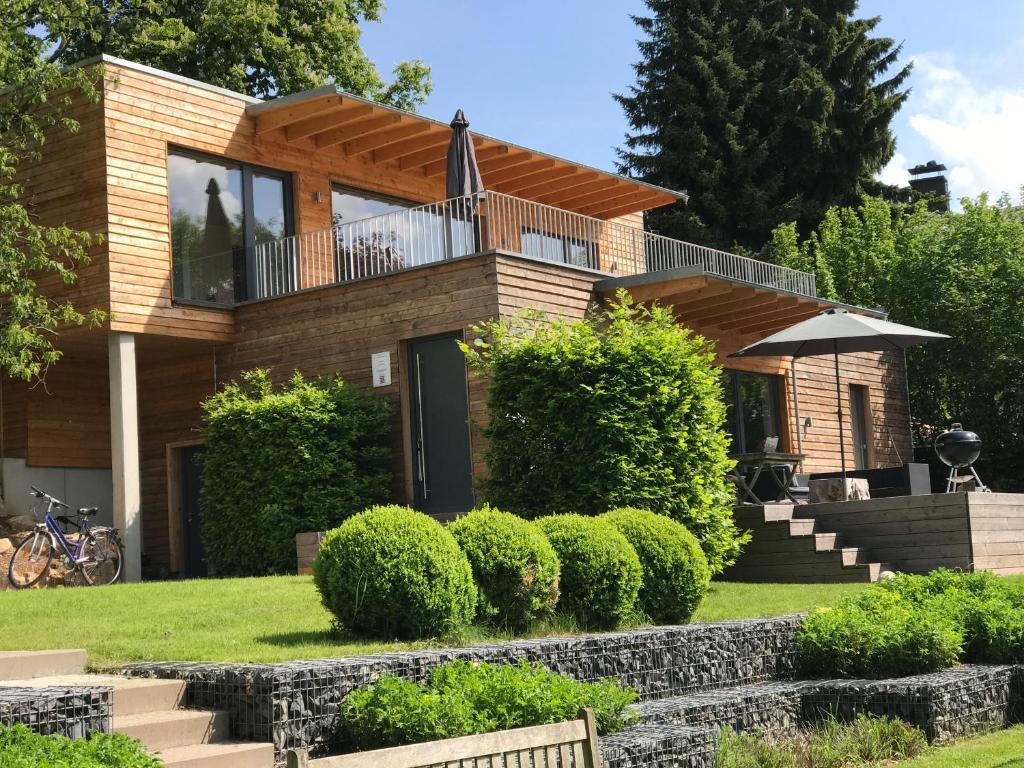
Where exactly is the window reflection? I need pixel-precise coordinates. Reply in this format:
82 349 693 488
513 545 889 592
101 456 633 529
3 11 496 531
722 369 782 453
168 153 243 304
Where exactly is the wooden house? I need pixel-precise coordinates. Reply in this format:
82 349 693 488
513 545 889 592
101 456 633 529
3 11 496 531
1 57 912 580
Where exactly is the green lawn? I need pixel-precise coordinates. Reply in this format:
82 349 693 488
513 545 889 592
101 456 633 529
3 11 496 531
0 576 868 670
904 726 1024 767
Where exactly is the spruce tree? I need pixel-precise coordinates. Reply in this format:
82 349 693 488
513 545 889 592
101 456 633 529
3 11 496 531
616 0 910 251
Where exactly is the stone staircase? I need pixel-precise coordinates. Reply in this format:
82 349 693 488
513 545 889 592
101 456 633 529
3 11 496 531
723 504 893 582
0 650 272 767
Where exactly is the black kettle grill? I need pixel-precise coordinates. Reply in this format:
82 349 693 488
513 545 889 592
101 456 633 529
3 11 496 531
934 423 989 492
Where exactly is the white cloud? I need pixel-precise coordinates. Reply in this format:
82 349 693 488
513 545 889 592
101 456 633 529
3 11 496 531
902 54 1024 201
878 152 909 188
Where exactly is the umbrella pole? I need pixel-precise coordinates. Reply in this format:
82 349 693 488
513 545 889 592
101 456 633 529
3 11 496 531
834 340 847 500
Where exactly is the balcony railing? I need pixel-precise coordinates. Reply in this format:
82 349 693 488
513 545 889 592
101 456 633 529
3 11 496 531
250 191 817 301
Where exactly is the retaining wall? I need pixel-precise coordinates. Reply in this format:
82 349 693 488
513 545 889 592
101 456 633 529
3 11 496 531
124 616 801 759
0 686 111 739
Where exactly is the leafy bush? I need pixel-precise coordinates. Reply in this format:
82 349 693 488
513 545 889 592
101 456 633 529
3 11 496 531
878 569 1024 664
600 507 711 623
0 723 162 768
798 589 962 678
449 506 560 630
462 293 747 574
200 369 391 576
535 514 641 629
716 714 927 768
313 505 476 639
341 660 637 749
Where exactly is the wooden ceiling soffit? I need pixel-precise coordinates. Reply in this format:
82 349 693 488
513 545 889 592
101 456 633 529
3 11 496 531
513 170 599 199
315 113 401 150
596 196 672 221
673 285 756 315
380 131 452 165
343 122 431 157
422 145 511 177
283 103 372 141
713 297 803 331
580 189 671 218
484 159 558 186
254 93 345 135
553 182 635 210
683 293 783 326
619 276 708 304
737 307 822 336
498 166 582 195
536 178 622 207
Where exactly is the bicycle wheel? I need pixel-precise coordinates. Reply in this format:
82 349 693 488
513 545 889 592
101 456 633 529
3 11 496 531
7 531 54 588
78 530 124 586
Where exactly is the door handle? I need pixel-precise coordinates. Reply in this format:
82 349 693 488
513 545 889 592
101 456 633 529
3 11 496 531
414 352 429 498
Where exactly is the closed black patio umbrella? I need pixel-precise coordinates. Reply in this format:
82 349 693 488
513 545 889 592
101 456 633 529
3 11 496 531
445 109 485 254
730 308 949 494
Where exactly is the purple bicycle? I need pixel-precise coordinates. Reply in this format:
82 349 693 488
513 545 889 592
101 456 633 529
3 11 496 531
7 486 124 588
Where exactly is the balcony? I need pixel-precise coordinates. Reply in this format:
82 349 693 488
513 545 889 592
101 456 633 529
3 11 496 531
246 191 816 302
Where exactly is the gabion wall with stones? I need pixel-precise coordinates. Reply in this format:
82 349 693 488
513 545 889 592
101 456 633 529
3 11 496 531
0 686 111 739
634 680 805 736
801 665 1022 744
600 723 717 768
124 616 801 759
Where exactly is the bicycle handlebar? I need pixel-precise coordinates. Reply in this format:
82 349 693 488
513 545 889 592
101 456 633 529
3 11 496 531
28 485 69 508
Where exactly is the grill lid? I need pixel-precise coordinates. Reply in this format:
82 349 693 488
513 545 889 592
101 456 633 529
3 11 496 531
934 423 982 468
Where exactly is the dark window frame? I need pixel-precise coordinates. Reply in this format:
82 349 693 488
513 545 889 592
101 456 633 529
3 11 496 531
722 368 784 454
167 146 294 305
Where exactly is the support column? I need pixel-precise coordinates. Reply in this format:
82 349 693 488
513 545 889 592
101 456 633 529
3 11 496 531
108 332 142 582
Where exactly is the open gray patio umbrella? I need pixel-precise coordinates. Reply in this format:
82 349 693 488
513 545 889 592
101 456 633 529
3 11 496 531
730 308 949 492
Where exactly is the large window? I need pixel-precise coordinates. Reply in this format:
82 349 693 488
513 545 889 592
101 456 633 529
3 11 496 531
722 369 783 454
520 228 595 268
168 149 292 304
331 185 412 227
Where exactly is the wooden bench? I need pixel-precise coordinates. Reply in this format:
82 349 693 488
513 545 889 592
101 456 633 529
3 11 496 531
285 707 603 768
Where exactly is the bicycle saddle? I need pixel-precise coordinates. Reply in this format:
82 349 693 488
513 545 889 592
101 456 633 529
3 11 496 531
77 507 99 516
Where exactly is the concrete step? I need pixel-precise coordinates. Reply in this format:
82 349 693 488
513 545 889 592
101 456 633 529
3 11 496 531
868 562 897 582
158 742 274 768
0 649 86 680
814 532 840 551
113 709 229 751
0 674 186 716
761 504 796 522
788 519 817 536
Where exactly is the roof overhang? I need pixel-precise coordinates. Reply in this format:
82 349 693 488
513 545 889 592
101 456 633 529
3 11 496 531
246 85 683 219
596 267 886 341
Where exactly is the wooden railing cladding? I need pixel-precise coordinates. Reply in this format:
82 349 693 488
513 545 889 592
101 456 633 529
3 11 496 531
287 709 603 768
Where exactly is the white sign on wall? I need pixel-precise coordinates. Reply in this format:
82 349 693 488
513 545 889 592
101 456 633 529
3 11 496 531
371 351 392 388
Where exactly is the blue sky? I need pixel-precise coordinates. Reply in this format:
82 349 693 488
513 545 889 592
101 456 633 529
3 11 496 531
361 1 1024 203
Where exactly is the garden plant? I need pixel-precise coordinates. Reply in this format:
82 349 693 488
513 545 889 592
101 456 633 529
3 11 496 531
0 724 161 768
462 292 745 574
200 369 391 576
535 513 642 629
313 505 476 639
341 660 637 749
449 506 561 630
601 507 711 623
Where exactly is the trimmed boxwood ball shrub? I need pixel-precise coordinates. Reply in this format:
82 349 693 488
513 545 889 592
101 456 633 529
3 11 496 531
200 369 391 576
313 505 476 639
449 506 560 630
535 514 641 629
341 660 638 749
600 507 711 623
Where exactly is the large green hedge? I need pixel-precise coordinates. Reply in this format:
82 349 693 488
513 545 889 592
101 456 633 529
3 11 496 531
462 292 745 573
200 369 391 576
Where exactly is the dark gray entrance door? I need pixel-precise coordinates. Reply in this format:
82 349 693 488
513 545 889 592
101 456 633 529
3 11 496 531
409 334 475 516
181 444 208 578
